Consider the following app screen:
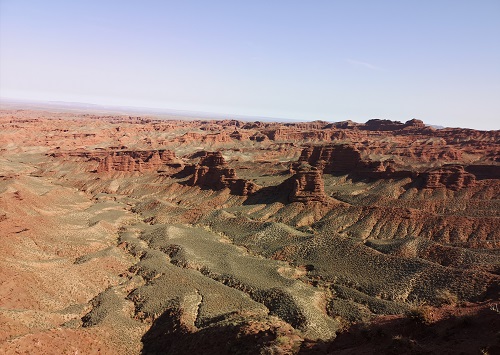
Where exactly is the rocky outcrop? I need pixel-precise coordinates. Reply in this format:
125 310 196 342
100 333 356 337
281 120 330 130
188 152 258 195
198 151 226 167
96 150 179 172
404 118 426 128
296 144 382 174
361 119 406 131
371 164 415 180
289 168 326 203
330 120 360 129
360 118 427 131
283 164 327 203
249 132 268 142
229 130 251 141
297 144 356 173
227 178 260 196
188 152 233 189
420 165 476 190
265 128 332 142
397 146 463 161
175 132 232 144
295 145 483 190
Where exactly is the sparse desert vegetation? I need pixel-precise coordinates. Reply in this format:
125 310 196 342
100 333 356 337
0 110 498 354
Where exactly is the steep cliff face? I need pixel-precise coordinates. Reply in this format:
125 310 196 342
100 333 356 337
188 152 235 189
96 150 178 172
360 118 427 131
199 151 226 167
298 142 464 176
175 131 232 144
289 168 326 203
295 145 488 190
227 178 260 196
188 151 258 195
283 165 327 203
229 130 251 141
296 144 381 174
421 165 476 190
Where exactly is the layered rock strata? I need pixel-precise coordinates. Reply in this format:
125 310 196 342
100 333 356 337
296 144 497 190
420 165 476 190
296 144 382 174
188 151 258 195
96 150 179 172
282 164 327 203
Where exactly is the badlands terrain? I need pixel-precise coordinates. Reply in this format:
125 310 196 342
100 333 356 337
0 109 499 354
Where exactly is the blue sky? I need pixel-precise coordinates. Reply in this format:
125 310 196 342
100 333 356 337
1 0 499 129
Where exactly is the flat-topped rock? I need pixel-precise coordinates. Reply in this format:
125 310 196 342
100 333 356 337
96 150 178 172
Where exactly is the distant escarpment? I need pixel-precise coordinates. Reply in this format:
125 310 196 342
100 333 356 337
295 144 498 190
174 131 232 145
360 118 427 131
187 151 258 196
96 150 181 173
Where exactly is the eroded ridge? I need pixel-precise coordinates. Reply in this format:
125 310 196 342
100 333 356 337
0 110 498 354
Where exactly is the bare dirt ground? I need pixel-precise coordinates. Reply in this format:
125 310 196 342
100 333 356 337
0 110 498 354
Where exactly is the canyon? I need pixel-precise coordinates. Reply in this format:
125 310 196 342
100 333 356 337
0 109 498 354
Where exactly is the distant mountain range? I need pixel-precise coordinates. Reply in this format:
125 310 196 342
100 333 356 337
0 97 297 122
0 97 449 129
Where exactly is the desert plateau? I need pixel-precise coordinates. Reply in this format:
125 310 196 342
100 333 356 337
0 109 498 354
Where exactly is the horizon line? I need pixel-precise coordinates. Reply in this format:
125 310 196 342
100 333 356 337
0 96 469 130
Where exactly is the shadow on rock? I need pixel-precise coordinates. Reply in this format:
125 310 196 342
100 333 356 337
299 304 500 355
242 185 289 206
141 311 303 355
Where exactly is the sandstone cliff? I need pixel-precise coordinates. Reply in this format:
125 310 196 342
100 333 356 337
96 150 179 172
282 164 327 203
296 144 382 174
188 151 258 195
420 165 476 190
294 144 491 190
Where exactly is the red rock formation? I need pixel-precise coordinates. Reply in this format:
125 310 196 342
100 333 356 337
397 146 463 161
227 178 259 196
188 152 234 189
361 119 406 131
330 120 360 129
229 130 250 141
289 168 326 203
420 165 476 190
265 128 332 141
96 150 179 173
296 144 380 174
283 121 330 130
188 152 258 195
241 121 270 129
360 118 427 131
295 145 483 189
176 131 232 144
282 164 327 203
249 132 268 142
403 118 426 128
371 164 415 179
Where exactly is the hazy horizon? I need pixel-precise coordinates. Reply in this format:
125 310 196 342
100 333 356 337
0 96 457 129
1 1 499 130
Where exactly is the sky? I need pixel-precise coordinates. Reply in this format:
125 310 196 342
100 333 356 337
1 0 499 130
